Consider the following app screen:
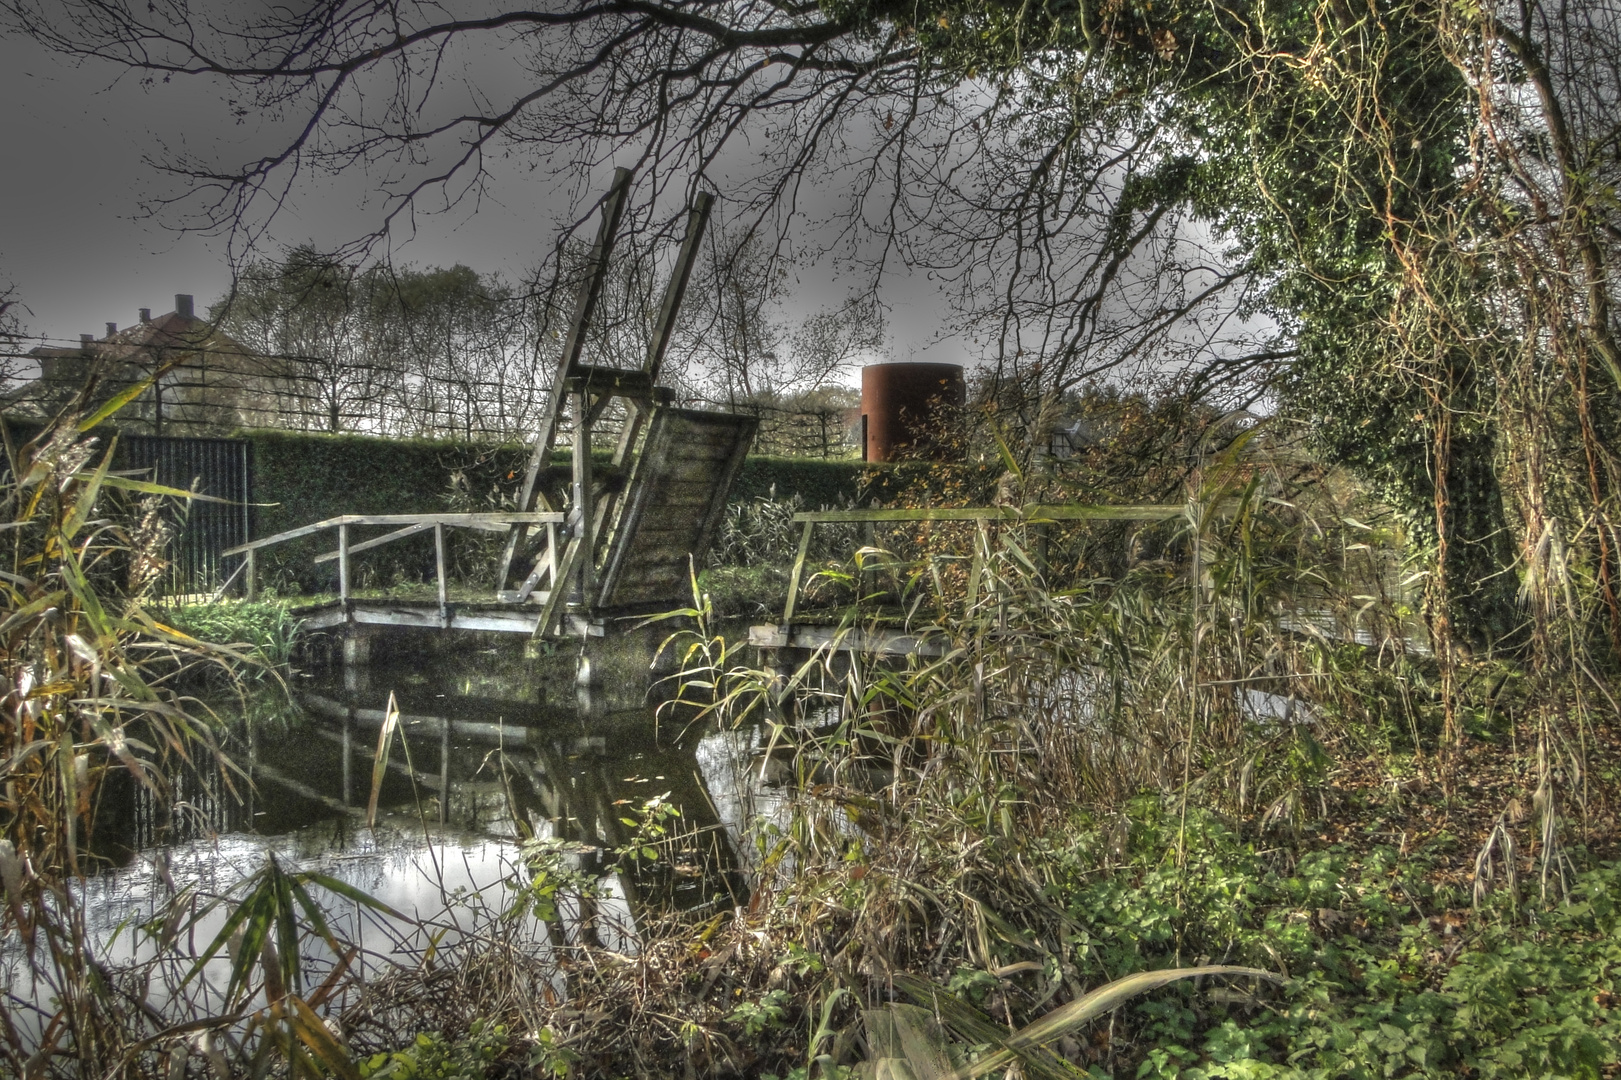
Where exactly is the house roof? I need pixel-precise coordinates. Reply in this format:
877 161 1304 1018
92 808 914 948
29 304 249 362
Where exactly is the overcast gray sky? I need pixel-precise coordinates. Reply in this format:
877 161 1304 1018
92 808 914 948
1 33 967 378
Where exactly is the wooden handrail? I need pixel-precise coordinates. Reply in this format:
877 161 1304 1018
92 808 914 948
312 522 432 564
225 510 567 603
779 502 1190 624
790 504 1187 524
222 512 565 556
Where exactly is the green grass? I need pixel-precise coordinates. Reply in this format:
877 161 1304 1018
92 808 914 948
160 600 302 667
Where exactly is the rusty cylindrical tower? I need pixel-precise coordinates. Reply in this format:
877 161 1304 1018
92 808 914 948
860 362 966 462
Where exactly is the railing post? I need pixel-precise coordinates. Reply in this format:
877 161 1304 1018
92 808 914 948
781 519 815 626
338 523 350 601
435 523 448 627
545 521 558 584
245 548 257 601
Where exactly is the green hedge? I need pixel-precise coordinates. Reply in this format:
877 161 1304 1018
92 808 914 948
245 429 528 537
730 454 876 510
245 435 883 529
4 419 882 591
239 431 879 593
243 430 540 593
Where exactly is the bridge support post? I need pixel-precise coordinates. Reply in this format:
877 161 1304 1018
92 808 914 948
342 629 373 667
572 388 595 607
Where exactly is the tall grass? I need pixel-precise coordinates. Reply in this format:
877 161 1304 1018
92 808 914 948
0 409 267 1074
573 422 1612 1077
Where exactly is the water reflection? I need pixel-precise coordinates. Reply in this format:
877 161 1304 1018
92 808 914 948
88 643 787 946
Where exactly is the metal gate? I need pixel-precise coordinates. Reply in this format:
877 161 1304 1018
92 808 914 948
118 435 252 598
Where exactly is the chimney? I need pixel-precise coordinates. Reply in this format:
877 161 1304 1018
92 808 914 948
105 322 117 338
139 308 151 323
175 294 194 319
80 334 94 351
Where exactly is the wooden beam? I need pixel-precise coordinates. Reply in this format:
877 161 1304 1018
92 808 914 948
435 523 448 627
966 520 986 609
498 166 634 593
338 524 350 601
597 194 716 570
567 366 669 404
645 192 714 385
748 623 950 658
535 536 586 635
781 519 815 626
572 388 595 605
294 600 546 635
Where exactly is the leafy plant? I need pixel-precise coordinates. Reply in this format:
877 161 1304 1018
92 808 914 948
730 988 792 1037
163 598 303 669
360 1021 510 1079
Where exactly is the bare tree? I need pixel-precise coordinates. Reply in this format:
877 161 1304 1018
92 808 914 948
0 280 27 391
0 0 1266 418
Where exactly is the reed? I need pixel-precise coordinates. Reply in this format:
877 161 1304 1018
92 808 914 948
0 404 274 1075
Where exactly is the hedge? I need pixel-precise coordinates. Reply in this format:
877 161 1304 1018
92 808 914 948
731 454 878 510
239 430 879 593
243 433 876 527
3 418 882 592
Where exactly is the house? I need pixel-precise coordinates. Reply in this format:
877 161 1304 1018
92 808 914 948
8 294 284 434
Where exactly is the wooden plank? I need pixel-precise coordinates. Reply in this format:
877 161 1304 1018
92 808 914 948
567 366 661 401
572 387 595 603
662 455 742 484
616 569 692 591
620 523 701 544
594 408 756 616
966 520 985 609
616 564 691 588
435 523 448 626
689 421 755 579
338 524 350 601
748 622 950 658
294 601 545 634
224 516 342 553
536 534 586 635
593 407 677 605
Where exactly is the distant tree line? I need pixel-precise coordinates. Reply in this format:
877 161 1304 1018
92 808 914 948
210 227 876 453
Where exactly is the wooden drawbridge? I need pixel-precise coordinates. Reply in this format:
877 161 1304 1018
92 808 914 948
225 169 757 639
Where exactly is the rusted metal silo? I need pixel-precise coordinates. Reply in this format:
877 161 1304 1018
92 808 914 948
860 362 966 462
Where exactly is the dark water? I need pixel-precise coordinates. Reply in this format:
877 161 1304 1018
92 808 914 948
75 634 784 963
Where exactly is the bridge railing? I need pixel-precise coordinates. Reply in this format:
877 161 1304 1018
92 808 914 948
221 512 566 605
778 503 1188 625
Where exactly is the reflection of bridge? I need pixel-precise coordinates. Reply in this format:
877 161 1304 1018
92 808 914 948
223 170 755 642
288 682 751 913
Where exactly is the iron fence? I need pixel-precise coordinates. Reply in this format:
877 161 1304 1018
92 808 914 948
118 435 253 597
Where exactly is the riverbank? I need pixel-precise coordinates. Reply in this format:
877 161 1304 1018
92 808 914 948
351 671 1620 1080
